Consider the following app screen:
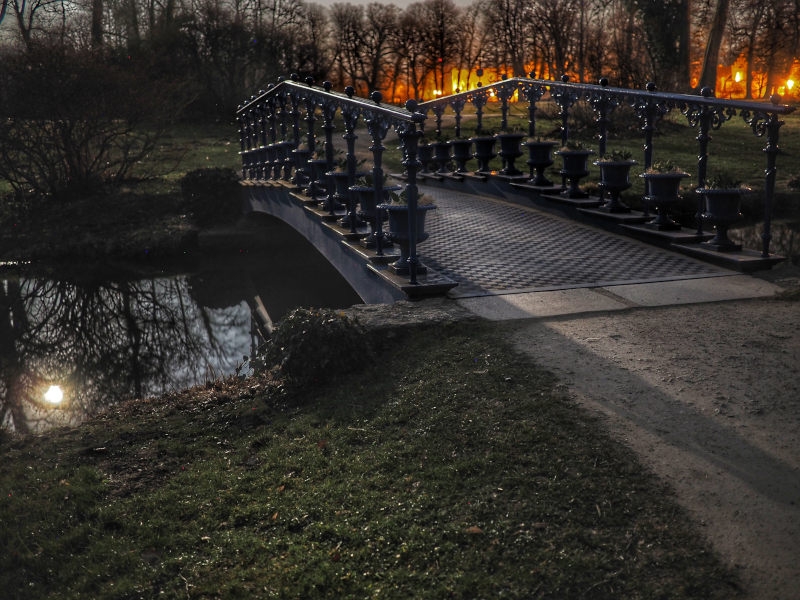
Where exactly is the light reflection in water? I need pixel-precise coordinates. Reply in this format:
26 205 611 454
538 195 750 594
0 216 363 434
43 385 63 404
1 275 252 433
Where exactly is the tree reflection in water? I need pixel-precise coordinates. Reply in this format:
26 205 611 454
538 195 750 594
0 274 251 433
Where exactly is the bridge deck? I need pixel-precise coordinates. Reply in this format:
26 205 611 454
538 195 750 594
419 187 729 298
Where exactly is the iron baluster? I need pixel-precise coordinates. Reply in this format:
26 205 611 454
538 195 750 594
631 83 666 217
743 96 786 257
472 93 487 132
304 80 318 198
432 104 446 138
289 89 302 185
365 92 391 257
342 87 361 234
588 78 618 156
552 75 578 146
400 101 424 285
450 97 465 138
497 78 514 131
321 82 339 214
522 76 544 138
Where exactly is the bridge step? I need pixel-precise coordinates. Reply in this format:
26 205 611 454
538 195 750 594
672 244 786 273
540 193 604 209
577 207 653 225
621 224 714 246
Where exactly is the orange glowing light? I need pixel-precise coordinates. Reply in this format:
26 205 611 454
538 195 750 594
734 72 741 83
788 80 795 90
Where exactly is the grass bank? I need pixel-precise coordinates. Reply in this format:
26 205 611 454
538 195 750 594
1 322 736 599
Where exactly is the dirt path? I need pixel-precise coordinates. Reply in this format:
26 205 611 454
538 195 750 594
504 295 800 599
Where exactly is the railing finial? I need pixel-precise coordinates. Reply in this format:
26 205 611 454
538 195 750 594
371 91 383 104
561 74 569 83
405 99 418 112
323 81 332 92
770 94 782 105
278 76 285 82
345 86 355 98
501 74 508 81
646 81 656 92
599 77 608 87
290 73 299 81
305 77 314 86
701 86 714 98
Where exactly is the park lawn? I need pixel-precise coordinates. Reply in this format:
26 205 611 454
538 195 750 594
0 322 737 599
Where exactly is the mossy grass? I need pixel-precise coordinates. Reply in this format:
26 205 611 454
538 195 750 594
1 322 736 599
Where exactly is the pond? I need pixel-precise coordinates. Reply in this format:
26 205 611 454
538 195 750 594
0 215 362 433
730 219 800 269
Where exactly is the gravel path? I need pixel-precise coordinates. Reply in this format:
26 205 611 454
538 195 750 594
505 292 800 600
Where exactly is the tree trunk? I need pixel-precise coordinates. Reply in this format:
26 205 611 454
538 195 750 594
696 0 731 93
91 0 103 48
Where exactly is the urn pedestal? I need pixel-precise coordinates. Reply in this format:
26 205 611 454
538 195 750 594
471 137 497 174
523 141 557 186
555 150 595 198
449 140 473 173
640 172 690 230
496 133 526 176
697 188 751 251
594 160 638 213
378 204 437 275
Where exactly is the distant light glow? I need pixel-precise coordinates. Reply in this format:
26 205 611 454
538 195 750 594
734 72 741 83
788 80 795 90
44 385 63 404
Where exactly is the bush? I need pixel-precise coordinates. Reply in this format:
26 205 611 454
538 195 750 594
0 45 185 200
180 167 242 227
253 308 370 385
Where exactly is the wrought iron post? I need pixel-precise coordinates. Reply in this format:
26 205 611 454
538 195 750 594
633 83 664 217
523 76 544 138
277 79 288 140
432 105 446 138
237 111 247 179
342 86 361 234
400 100 424 285
321 82 339 214
552 75 577 146
497 77 513 131
366 92 390 256
472 93 487 132
589 78 616 156
451 97 465 138
304 78 318 196
745 96 786 257
289 86 302 185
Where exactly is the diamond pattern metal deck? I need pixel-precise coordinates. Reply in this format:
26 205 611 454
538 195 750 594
418 187 727 297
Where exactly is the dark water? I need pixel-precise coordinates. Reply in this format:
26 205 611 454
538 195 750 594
730 219 800 268
0 215 362 433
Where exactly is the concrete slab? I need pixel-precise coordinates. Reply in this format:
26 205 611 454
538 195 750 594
455 288 628 321
603 274 782 306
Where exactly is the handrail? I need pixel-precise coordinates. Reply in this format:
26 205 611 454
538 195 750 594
238 77 425 125
417 76 797 116
414 74 793 258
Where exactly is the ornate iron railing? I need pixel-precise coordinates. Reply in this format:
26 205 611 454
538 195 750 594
417 75 796 258
237 75 428 284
